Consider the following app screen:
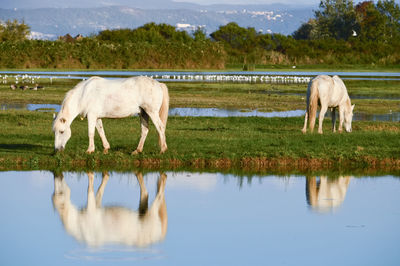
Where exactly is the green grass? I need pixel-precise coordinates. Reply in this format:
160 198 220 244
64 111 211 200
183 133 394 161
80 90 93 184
0 110 399 173
225 64 400 72
2 64 399 72
0 72 399 173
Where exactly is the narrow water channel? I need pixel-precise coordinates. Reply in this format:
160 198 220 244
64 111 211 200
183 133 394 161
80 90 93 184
1 103 399 122
0 171 399 266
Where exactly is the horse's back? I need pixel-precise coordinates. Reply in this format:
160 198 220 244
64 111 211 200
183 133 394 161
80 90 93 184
81 76 162 94
310 75 347 106
310 75 333 91
78 76 165 118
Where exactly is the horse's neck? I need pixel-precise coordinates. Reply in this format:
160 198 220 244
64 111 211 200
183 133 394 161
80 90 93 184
61 90 81 124
342 97 352 113
333 77 350 101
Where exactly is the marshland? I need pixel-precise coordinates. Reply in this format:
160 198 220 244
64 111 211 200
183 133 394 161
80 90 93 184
0 70 399 172
1 1 400 264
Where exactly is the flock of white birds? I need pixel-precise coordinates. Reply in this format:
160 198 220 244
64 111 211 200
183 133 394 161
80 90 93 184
1 73 312 85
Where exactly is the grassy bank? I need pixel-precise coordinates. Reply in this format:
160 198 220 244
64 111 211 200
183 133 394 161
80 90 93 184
0 110 399 173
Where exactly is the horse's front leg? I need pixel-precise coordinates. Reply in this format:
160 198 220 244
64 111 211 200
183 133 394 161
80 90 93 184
318 105 328 134
86 172 96 213
96 119 110 154
331 107 337 132
86 115 97 154
338 108 345 133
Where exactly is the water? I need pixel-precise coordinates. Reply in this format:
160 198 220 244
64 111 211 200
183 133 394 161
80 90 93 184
1 103 399 122
1 70 400 83
0 171 399 266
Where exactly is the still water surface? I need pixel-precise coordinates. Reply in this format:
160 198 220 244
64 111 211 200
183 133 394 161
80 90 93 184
1 103 400 121
0 171 399 266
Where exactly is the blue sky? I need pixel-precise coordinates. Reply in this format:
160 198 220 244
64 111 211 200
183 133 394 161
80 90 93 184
174 0 320 4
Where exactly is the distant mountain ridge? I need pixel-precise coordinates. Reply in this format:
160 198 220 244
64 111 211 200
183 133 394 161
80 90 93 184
0 0 313 10
0 4 314 39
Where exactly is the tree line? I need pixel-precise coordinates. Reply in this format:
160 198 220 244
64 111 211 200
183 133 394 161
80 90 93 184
0 0 399 69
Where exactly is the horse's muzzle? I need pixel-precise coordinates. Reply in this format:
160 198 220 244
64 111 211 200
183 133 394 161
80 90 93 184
54 147 65 153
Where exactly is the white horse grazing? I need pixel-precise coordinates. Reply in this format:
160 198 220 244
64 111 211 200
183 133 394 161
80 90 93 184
302 75 354 134
52 172 168 247
306 176 351 213
52 76 169 154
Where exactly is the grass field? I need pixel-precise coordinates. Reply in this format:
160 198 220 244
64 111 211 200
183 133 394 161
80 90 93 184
0 110 399 173
0 71 399 173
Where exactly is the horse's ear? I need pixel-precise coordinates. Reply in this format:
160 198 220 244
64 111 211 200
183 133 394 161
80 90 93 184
60 117 66 123
351 104 355 111
53 113 56 119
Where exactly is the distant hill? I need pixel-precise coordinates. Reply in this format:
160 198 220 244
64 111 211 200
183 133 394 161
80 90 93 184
0 4 314 39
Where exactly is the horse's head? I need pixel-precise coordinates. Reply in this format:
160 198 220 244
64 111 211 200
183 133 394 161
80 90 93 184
344 104 355 132
53 114 71 152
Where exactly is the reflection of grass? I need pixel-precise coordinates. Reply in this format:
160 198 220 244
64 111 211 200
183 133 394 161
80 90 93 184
0 110 399 172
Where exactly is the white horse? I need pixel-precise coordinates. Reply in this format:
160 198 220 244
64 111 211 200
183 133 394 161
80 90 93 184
52 172 168 247
302 75 354 134
306 176 351 213
52 76 169 154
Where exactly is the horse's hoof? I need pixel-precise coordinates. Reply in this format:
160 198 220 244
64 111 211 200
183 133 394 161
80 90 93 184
103 149 109 155
86 150 94 154
301 129 306 134
131 150 141 155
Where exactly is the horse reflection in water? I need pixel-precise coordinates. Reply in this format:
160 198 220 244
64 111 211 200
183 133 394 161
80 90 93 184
52 172 167 247
306 176 351 213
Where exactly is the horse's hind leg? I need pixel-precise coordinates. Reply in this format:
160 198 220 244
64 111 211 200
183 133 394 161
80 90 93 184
309 106 318 133
95 172 110 208
96 119 110 154
147 111 167 154
318 105 328 134
132 109 149 155
302 110 308 134
135 172 149 216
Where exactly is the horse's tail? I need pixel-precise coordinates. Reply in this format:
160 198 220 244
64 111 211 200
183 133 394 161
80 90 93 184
308 79 319 132
159 83 169 127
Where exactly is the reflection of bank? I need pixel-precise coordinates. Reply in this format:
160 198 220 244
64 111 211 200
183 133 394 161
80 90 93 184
52 172 167 247
306 176 351 213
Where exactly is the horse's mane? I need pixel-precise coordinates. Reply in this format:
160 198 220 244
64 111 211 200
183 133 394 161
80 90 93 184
60 80 84 113
60 77 100 115
332 75 347 92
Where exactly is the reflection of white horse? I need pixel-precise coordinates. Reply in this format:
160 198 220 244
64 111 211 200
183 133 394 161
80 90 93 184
302 75 354 134
306 176 351 213
52 172 167 247
52 76 169 154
